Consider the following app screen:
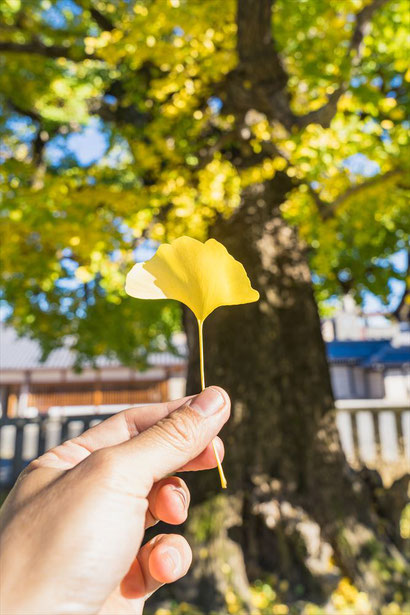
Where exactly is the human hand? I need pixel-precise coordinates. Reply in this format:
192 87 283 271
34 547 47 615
0 386 230 615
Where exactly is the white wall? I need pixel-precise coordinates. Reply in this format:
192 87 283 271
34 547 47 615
384 368 410 402
330 365 352 399
167 376 187 401
352 367 366 398
367 371 385 399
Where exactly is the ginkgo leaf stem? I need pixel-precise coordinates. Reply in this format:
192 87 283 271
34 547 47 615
198 319 227 489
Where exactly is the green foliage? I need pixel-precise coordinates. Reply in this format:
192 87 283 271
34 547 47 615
1 0 409 362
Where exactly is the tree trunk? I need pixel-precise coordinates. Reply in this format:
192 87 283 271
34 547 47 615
177 176 409 612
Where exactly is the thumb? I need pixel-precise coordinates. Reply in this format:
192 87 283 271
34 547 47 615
114 386 230 493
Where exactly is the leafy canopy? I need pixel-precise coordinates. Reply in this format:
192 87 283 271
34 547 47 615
1 0 409 363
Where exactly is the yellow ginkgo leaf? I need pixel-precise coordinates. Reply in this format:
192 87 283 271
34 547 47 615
125 236 259 322
125 235 259 489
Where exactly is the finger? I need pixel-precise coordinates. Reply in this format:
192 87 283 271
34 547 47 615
145 476 190 528
121 534 192 600
144 442 226 527
114 386 230 494
147 534 192 585
32 395 194 471
179 436 224 472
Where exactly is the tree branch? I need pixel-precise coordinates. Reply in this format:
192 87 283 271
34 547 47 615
311 168 402 220
74 0 115 31
5 99 65 188
297 0 391 128
0 1 114 61
5 98 42 123
89 98 149 126
0 39 93 60
237 0 277 67
307 184 326 212
225 0 296 129
31 129 49 190
89 8 114 31
226 0 389 131
393 250 410 323
0 40 67 58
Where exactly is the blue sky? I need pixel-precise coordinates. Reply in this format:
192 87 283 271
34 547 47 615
46 118 108 166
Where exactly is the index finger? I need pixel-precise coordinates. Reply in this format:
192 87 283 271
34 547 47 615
35 395 195 471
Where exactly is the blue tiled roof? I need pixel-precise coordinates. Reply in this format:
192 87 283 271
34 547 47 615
362 343 410 367
326 340 410 367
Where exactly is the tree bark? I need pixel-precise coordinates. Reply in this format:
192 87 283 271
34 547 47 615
187 173 333 494
178 175 409 612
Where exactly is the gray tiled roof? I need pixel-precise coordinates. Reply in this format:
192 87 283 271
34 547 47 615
0 327 185 371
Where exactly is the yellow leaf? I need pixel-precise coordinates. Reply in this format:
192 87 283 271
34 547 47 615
379 97 397 112
125 236 259 322
75 267 93 284
126 236 258 489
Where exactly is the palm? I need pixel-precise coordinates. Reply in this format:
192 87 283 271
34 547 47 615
2 398 223 613
100 587 145 615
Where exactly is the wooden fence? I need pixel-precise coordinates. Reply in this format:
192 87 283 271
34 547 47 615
1 405 409 489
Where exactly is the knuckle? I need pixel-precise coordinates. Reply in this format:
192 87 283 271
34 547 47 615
155 409 200 452
24 458 41 474
87 448 118 476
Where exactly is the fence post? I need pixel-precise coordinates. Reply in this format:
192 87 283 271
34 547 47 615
371 411 382 463
394 411 406 459
37 418 47 457
12 420 25 481
82 418 91 433
61 419 69 443
350 411 360 464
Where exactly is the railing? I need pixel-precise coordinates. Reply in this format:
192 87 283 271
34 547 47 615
0 414 112 488
335 400 410 486
1 404 409 489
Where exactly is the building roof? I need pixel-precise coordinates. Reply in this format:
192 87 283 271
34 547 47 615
1 327 408 372
326 340 388 364
362 342 410 367
0 326 185 371
327 339 410 367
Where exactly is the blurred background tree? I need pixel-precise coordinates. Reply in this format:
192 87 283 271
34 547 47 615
0 0 409 612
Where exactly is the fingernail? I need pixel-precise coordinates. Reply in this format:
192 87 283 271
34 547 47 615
162 546 182 576
170 485 188 511
190 387 225 416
